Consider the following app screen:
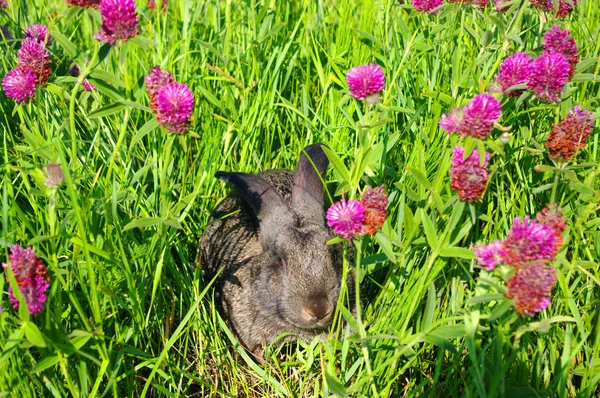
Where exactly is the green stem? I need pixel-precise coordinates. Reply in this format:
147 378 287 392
550 171 560 204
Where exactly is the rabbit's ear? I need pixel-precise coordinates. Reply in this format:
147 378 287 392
292 143 329 225
216 172 295 239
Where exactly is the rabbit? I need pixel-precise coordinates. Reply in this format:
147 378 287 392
200 143 354 357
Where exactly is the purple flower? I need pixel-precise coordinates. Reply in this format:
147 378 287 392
69 63 96 91
440 94 502 139
450 146 490 202
474 240 505 270
94 0 140 44
494 53 532 97
17 40 52 86
2 244 50 316
545 106 594 161
145 66 175 112
326 199 366 240
2 67 38 103
24 24 52 46
0 25 12 40
527 51 570 103
502 217 558 267
543 26 578 79
506 263 556 316
360 186 388 235
156 82 194 134
346 64 385 103
412 0 443 13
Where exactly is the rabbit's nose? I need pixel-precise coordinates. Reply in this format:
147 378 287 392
304 294 333 323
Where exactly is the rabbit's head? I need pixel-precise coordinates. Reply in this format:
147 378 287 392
216 144 348 330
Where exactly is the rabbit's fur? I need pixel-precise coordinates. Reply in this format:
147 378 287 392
200 144 353 356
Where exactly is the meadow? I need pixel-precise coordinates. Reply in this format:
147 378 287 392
1 0 599 396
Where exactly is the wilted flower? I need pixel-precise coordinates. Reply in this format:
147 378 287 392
545 106 594 161
474 240 505 271
2 67 38 103
536 203 567 250
0 25 11 40
555 0 578 17
543 26 578 79
17 40 52 86
44 163 65 188
502 217 558 267
148 0 167 10
24 24 52 46
94 0 140 44
69 63 96 91
494 0 511 11
66 0 101 7
345 64 385 104
412 0 443 13
327 199 366 240
506 262 556 315
145 66 174 112
529 0 551 10
2 244 50 316
156 82 194 134
472 0 488 8
450 146 490 202
360 186 388 235
493 52 532 97
527 51 570 103
440 94 502 139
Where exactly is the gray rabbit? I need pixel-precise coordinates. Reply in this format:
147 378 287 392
200 143 354 356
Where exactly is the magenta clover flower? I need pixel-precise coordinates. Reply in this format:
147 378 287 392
494 53 532 97
0 0 7 11
412 0 443 13
440 93 502 139
543 26 578 79
145 66 175 112
2 67 38 103
94 0 140 44
527 51 570 103
24 24 52 46
326 199 366 241
2 244 50 316
156 82 194 134
346 64 385 104
17 40 52 86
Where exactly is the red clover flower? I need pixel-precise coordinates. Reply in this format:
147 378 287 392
2 244 50 316
17 40 52 86
69 63 96 91
2 67 38 103
360 186 388 235
24 24 52 46
345 64 385 104
326 199 366 241
0 0 7 11
156 82 194 134
545 106 594 161
145 66 175 112
493 52 532 97
506 262 556 315
412 0 443 13
527 51 570 103
440 94 502 139
148 0 167 11
543 26 578 79
450 146 491 202
44 163 66 188
94 0 140 44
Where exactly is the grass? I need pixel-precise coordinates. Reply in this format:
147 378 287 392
1 0 599 396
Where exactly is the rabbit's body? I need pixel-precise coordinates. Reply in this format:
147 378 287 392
200 145 352 355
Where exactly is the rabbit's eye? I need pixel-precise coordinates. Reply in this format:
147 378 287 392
277 258 285 269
